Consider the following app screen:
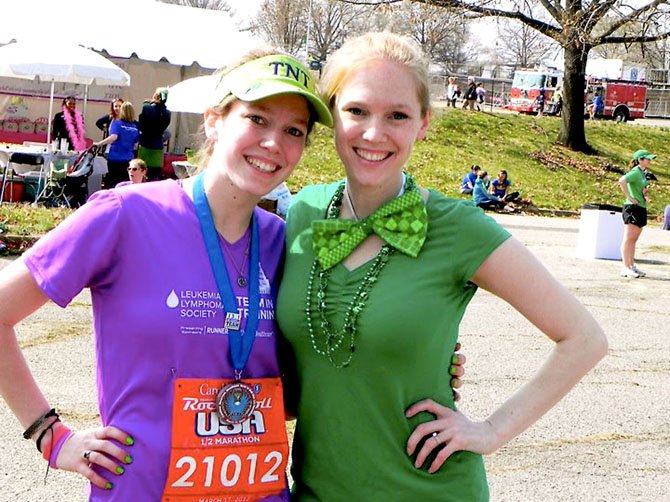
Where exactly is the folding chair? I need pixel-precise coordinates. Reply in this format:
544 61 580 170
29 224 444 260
38 159 70 207
0 151 45 205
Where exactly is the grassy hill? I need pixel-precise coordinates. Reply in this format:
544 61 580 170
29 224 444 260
1 109 668 246
291 108 669 218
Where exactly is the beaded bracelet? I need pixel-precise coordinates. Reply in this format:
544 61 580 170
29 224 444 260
22 408 57 440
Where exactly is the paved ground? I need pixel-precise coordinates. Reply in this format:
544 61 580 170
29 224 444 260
0 213 669 501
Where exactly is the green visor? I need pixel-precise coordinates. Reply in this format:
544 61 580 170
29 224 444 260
216 54 332 127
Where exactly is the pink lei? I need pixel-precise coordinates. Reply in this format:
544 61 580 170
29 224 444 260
62 106 87 151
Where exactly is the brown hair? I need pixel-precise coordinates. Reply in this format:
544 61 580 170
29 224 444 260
191 47 317 173
110 98 124 120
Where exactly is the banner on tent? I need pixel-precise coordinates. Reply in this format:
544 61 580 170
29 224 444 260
0 79 122 133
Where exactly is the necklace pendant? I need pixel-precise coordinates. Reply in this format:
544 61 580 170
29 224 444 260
216 381 256 424
237 276 247 287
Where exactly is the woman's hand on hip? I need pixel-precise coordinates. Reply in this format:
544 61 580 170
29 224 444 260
405 399 497 474
56 426 134 490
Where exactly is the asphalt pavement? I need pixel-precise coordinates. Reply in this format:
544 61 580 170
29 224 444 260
0 213 668 501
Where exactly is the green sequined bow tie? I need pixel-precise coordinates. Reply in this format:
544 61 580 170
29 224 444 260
312 188 428 270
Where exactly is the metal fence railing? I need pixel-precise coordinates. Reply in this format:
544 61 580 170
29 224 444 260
431 73 670 118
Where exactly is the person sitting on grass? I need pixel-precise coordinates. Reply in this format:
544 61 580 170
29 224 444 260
459 164 480 194
473 171 506 211
491 170 520 203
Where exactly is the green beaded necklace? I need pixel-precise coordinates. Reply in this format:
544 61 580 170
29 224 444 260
305 175 417 368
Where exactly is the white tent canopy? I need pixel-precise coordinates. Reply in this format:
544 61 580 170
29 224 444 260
3 0 258 70
0 41 131 143
0 42 131 86
167 75 220 114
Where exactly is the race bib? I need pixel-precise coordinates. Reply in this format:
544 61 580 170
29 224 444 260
162 378 289 501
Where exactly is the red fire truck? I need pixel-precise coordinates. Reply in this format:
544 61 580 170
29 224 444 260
509 69 648 121
585 77 648 122
508 70 562 113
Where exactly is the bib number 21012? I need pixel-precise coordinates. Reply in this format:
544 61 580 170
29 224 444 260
172 451 283 488
171 451 284 489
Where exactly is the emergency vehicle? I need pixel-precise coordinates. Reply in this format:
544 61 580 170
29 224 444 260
585 77 647 122
508 70 562 113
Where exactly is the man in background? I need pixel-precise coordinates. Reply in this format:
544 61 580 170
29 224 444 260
138 87 171 181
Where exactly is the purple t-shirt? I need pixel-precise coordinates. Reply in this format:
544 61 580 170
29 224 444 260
23 180 287 501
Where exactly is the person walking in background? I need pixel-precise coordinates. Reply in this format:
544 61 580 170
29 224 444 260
618 149 656 278
463 78 477 110
663 204 670 231
94 102 140 189
475 82 486 111
138 88 171 181
446 76 460 108
0 47 333 501
588 93 604 120
534 88 546 117
52 96 87 151
277 31 607 501
550 86 563 116
95 99 124 140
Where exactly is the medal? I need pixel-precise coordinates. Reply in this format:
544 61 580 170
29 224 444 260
216 380 256 424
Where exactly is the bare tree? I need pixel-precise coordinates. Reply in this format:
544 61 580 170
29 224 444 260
497 20 556 68
340 0 670 153
310 0 368 60
253 0 310 54
158 0 232 10
401 1 472 72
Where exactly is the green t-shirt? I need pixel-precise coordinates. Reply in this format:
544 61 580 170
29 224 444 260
623 166 648 208
277 182 511 501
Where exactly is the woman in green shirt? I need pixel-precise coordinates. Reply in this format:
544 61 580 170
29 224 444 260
277 32 608 500
618 149 656 278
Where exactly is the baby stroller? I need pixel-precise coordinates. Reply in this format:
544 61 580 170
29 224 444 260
40 145 99 208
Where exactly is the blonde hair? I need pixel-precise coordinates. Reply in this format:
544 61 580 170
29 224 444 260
320 32 431 117
119 101 135 122
191 46 317 173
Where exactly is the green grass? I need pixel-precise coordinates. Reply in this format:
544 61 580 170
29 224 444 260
292 108 669 217
1 109 668 245
0 204 72 235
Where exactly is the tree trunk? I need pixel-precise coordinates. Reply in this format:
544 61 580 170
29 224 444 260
557 43 592 153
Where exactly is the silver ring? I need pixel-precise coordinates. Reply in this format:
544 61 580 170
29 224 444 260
83 450 91 460
431 432 439 445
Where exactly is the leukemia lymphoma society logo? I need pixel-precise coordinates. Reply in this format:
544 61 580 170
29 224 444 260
164 265 274 322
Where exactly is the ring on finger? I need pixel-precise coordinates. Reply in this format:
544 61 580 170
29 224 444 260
83 450 92 461
431 432 440 446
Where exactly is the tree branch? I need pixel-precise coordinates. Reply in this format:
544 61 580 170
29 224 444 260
596 0 670 40
600 30 670 45
412 0 563 39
